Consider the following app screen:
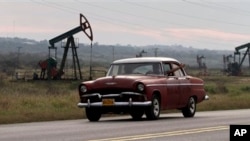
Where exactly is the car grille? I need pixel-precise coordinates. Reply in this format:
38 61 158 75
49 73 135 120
81 88 145 103
90 88 132 95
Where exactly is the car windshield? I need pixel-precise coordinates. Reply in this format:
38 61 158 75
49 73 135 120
107 62 163 76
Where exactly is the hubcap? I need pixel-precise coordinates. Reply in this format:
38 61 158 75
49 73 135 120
153 99 160 116
189 98 195 113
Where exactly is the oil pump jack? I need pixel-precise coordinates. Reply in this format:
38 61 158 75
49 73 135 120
223 54 233 75
196 55 207 75
39 13 93 80
232 42 250 75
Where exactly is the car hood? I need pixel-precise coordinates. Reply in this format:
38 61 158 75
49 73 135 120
83 75 161 90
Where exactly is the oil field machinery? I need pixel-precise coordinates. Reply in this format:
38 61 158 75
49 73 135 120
136 50 147 57
223 54 233 75
39 13 93 80
233 43 250 75
196 55 207 75
224 43 250 76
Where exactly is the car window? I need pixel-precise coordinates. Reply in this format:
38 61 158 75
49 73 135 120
107 63 163 76
172 64 185 77
132 64 152 74
163 63 171 75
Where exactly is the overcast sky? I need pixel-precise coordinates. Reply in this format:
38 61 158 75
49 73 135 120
1 0 250 50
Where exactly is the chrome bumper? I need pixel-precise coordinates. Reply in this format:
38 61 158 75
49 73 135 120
77 99 152 108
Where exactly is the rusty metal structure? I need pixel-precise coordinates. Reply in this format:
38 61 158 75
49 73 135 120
136 50 147 57
234 43 250 70
223 43 250 76
39 13 93 80
196 55 207 75
223 54 233 75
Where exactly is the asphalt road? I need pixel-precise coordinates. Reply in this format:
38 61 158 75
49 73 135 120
0 109 250 141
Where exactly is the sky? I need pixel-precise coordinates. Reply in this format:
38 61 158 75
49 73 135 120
1 0 250 50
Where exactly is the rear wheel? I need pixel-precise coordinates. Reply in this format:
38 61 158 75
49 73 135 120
145 95 160 120
85 107 101 122
182 97 196 117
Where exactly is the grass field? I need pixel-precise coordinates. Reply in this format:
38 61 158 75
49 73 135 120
0 76 250 124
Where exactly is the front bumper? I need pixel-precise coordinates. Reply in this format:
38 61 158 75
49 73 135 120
77 92 151 108
77 99 152 108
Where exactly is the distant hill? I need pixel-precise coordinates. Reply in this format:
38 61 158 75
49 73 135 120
0 37 234 69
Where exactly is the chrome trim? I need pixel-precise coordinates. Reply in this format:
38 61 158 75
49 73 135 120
204 94 209 100
121 92 143 96
81 92 144 98
102 94 120 97
147 83 204 87
129 98 132 106
87 99 90 108
77 101 152 108
82 93 102 99
105 82 117 85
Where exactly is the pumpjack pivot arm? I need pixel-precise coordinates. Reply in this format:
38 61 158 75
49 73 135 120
49 13 93 47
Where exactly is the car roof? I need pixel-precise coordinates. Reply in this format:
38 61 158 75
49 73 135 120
112 57 180 64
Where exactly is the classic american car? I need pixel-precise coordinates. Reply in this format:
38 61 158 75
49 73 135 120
77 57 209 121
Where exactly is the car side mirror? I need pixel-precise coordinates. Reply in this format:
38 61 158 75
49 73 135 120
180 63 185 68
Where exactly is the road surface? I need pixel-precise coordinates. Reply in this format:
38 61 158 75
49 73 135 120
0 109 249 141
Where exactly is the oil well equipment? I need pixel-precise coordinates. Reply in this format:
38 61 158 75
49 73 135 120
223 43 250 76
234 43 250 67
38 13 93 80
196 55 207 75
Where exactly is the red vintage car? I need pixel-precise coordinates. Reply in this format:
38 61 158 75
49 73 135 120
77 57 209 121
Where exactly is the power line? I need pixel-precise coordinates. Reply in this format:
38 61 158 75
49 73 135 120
29 0 248 49
39 0 146 29
122 0 250 28
79 1 196 28
192 0 250 17
31 0 76 14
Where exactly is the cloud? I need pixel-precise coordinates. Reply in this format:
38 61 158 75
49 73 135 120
164 28 250 42
0 25 59 34
94 23 165 43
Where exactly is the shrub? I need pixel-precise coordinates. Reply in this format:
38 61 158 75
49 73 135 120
241 86 250 92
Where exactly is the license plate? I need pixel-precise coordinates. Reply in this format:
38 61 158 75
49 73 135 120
102 99 114 106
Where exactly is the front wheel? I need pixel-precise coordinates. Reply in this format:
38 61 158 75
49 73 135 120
145 95 160 120
182 97 196 118
85 107 102 122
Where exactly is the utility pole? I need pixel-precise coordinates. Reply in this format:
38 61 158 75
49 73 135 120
112 46 115 61
16 46 22 68
248 50 250 68
154 48 158 57
14 46 22 80
89 42 93 80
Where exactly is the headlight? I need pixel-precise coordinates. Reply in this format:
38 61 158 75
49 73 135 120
80 85 87 93
137 83 145 92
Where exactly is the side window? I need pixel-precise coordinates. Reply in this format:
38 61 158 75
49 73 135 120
133 65 152 74
172 64 185 77
163 63 171 75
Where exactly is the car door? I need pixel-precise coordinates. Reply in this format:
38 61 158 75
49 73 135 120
163 62 181 109
173 66 191 108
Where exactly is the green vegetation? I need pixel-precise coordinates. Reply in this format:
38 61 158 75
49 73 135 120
198 76 250 111
0 80 84 124
1 76 250 124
